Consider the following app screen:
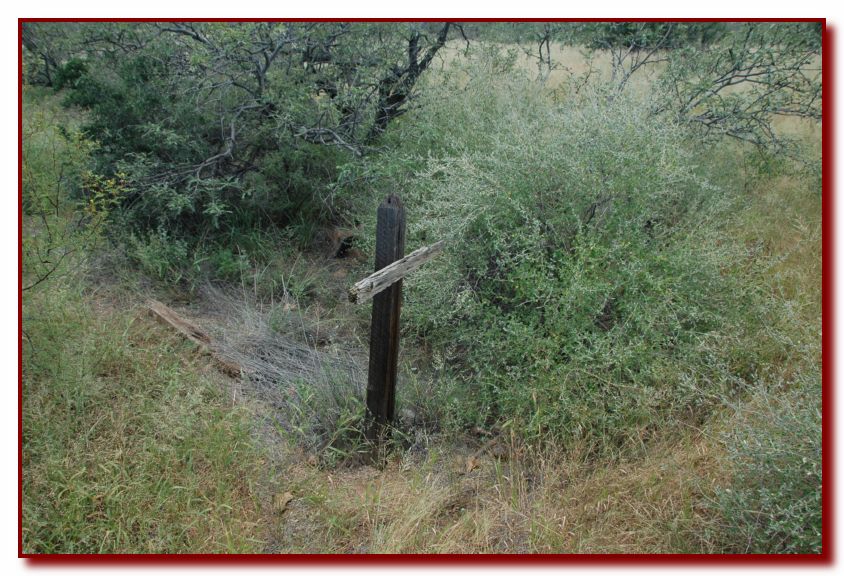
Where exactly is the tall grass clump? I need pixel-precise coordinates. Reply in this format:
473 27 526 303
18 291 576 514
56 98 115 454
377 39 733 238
195 286 369 465
22 87 271 553
22 283 267 553
351 49 751 449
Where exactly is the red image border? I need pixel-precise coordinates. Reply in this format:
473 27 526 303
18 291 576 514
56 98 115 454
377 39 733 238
18 16 833 565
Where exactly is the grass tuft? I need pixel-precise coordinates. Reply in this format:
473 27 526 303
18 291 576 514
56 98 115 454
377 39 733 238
22 285 267 553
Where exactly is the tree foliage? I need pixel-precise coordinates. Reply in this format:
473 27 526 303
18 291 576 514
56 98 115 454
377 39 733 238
23 22 455 244
654 23 822 149
22 23 86 86
582 22 727 50
574 22 822 149
22 21 822 249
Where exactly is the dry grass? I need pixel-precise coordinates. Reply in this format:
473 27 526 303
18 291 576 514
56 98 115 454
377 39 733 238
436 42 659 94
262 429 728 554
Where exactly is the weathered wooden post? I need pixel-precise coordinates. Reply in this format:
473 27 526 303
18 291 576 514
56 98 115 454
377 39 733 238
365 194 405 441
349 194 444 444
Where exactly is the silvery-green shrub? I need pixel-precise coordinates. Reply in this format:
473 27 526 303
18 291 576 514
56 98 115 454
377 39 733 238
352 50 749 446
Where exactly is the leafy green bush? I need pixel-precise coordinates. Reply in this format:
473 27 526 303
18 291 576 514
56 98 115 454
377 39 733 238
52 58 87 91
63 50 346 276
44 22 455 273
64 54 237 236
128 228 194 285
718 380 822 553
351 51 749 447
22 87 102 293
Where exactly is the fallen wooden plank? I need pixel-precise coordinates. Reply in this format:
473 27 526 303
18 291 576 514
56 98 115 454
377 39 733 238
146 299 244 377
147 300 211 346
348 240 444 304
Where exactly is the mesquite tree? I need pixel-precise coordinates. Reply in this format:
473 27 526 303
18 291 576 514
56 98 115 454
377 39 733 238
654 23 821 149
22 22 455 240
575 22 822 149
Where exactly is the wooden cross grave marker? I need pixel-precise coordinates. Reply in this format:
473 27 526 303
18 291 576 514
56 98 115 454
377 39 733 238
348 194 444 443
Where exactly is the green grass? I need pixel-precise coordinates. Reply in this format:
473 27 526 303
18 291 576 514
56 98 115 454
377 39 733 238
22 284 267 553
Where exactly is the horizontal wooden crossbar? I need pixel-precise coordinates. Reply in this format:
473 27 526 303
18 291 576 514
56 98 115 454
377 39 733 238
348 240 444 304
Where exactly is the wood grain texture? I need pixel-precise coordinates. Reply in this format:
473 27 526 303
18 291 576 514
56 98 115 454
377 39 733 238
147 299 244 377
365 195 405 440
348 240 444 304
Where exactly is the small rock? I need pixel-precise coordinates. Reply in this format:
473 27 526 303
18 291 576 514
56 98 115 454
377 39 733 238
273 491 294 513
